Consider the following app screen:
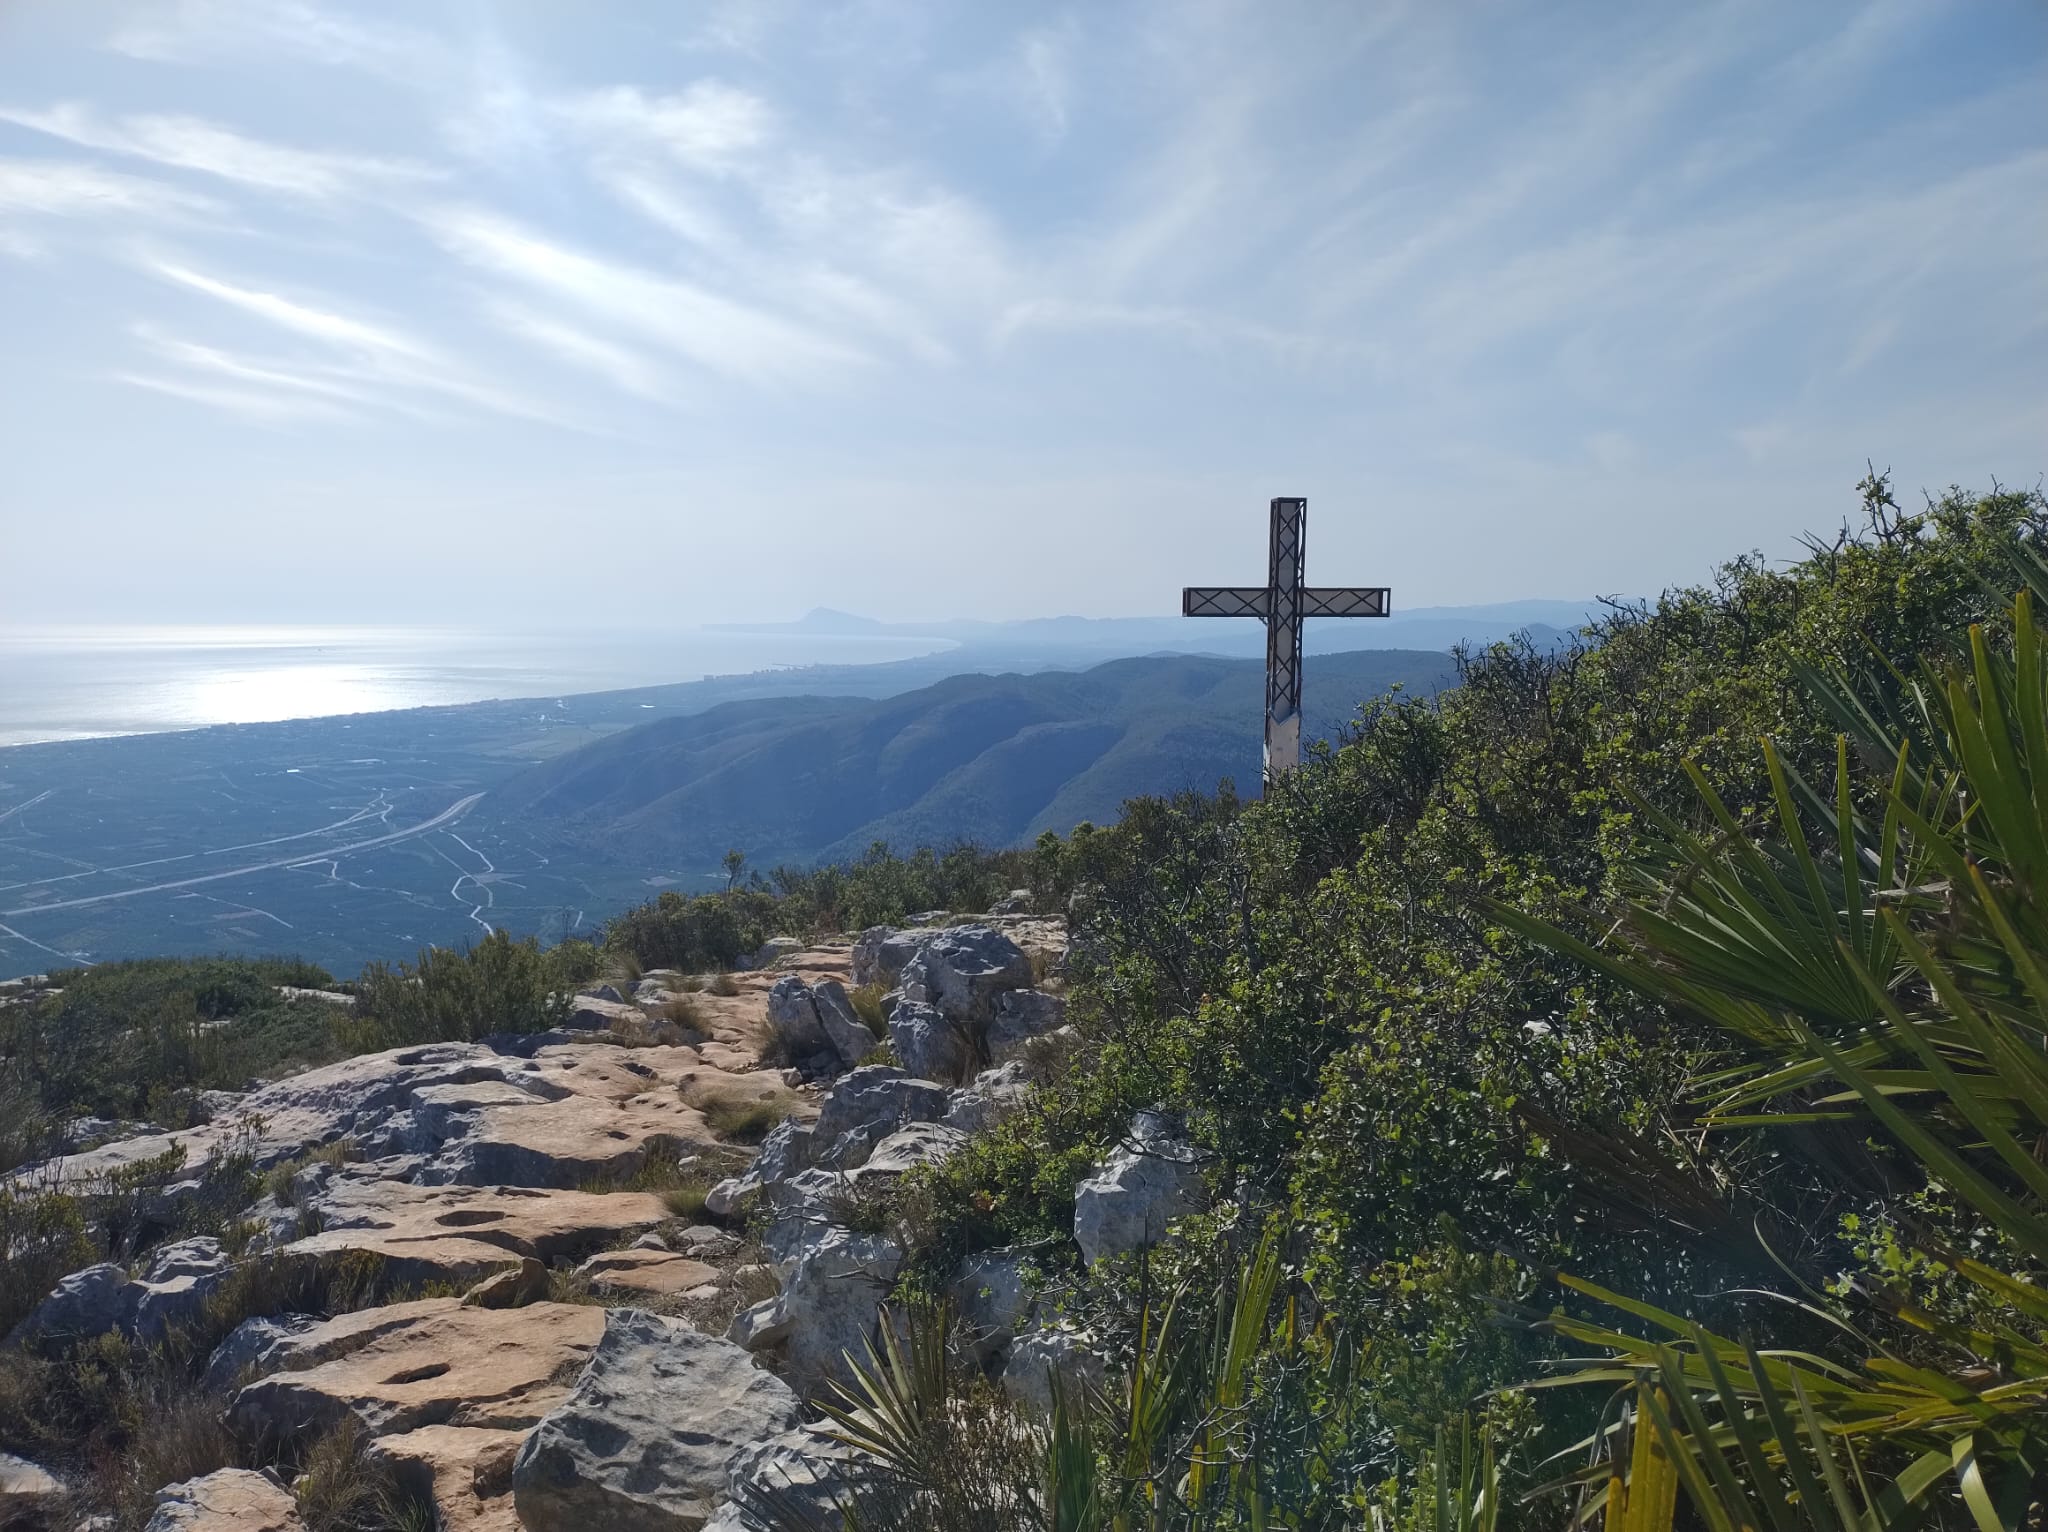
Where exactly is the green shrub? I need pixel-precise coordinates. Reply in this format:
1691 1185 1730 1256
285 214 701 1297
344 929 568 1048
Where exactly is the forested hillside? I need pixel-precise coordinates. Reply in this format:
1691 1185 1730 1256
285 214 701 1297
487 648 1456 867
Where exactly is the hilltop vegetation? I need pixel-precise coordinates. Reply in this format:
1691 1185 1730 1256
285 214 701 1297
7 478 2048 1528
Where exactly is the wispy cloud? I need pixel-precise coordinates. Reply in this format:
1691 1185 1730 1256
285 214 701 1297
425 207 867 386
108 0 446 84
0 103 441 202
111 371 359 423
139 256 583 430
479 301 679 402
0 157 219 219
558 83 775 171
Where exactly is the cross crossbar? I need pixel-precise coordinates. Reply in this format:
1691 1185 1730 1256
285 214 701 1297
1183 587 1391 619
1180 496 1389 779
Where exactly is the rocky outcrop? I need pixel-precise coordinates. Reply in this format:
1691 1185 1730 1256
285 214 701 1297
885 1000 967 1083
572 1248 718 1296
6 1261 129 1351
1072 1113 1207 1266
144 1469 303 1532
765 977 828 1056
279 1176 671 1285
811 981 880 1069
512 1310 801 1532
813 1066 949 1145
202 1315 323 1392
951 1247 1036 1364
986 989 1067 1062
228 1298 604 1444
1001 1325 1109 1414
850 926 944 989
712 1424 871 1532
895 926 1034 1026
943 1059 1039 1135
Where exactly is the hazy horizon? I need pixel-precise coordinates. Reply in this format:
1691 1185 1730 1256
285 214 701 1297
2 2 2041 627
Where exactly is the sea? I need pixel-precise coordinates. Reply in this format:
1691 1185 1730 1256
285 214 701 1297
0 625 953 748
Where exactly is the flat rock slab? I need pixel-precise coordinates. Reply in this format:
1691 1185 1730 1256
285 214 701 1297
228 1298 605 1446
576 1248 720 1295
145 1469 304 1532
284 1179 669 1285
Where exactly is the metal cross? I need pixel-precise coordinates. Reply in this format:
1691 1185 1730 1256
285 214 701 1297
1183 497 1390 780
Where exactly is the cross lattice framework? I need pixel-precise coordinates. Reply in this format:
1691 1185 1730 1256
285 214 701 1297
1183 497 1390 780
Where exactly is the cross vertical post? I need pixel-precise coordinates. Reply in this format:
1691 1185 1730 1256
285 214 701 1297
1182 495 1390 785
1264 496 1306 777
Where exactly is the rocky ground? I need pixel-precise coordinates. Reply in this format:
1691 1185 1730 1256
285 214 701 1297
0 907 1205 1532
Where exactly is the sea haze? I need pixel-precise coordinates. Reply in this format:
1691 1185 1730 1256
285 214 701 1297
0 626 956 747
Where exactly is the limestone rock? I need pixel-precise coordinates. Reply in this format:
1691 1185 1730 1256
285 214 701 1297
512 1309 800 1532
132 1236 234 1344
886 1000 967 1083
0 1453 64 1523
951 1248 1035 1363
144 1469 303 1532
989 889 1034 916
462 1257 549 1309
752 937 804 969
1072 1114 1207 1266
849 927 943 989
565 996 640 1032
813 1066 949 1145
6 1262 130 1351
201 1314 323 1392
740 1222 906 1394
943 1060 1038 1136
579 984 628 1004
704 1116 814 1215
227 1298 604 1447
281 1176 669 1285
765 977 828 1055
810 981 879 1069
896 926 1032 1025
718 1424 871 1532
860 1122 968 1178
573 1248 718 1296
986 989 1067 1063
1001 1326 1108 1415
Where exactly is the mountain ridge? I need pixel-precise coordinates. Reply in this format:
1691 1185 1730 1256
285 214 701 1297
487 647 1458 869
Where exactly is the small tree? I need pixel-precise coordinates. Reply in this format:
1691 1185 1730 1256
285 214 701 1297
722 848 746 890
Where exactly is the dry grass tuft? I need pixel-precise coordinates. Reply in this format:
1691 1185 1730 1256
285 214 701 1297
705 971 742 998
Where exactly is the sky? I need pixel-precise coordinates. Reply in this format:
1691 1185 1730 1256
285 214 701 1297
0 0 2042 627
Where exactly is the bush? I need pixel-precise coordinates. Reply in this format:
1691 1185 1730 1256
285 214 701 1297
343 930 569 1048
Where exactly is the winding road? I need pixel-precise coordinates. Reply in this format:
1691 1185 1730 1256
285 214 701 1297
0 793 485 918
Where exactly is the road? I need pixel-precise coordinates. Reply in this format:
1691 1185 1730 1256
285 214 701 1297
0 793 485 918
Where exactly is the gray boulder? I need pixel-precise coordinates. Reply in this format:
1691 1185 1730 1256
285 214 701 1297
1072 1114 1207 1266
986 989 1067 1062
896 926 1033 1025
6 1262 130 1351
751 936 804 969
717 1423 872 1532
951 1248 1036 1364
201 1313 324 1392
580 983 627 1004
513 1308 801 1532
812 981 880 1069
886 1000 967 1083
943 1060 1038 1135
989 888 1035 916
754 1225 906 1395
765 977 829 1055
704 1117 815 1215
861 1122 968 1178
131 1237 234 1344
814 1066 949 1144
1001 1326 1108 1415
849 926 943 988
